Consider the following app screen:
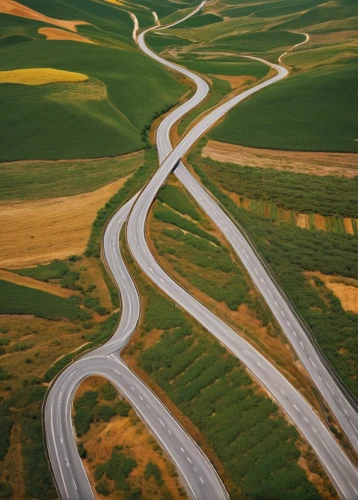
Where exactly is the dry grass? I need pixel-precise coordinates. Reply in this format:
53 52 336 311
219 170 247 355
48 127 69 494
0 68 88 86
0 175 131 268
0 0 89 32
75 376 187 500
38 27 96 44
213 74 257 90
305 271 358 314
226 191 357 236
0 269 76 298
203 140 358 178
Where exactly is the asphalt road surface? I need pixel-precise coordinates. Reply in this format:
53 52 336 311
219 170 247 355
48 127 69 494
44 196 228 500
127 8 358 500
44 2 358 499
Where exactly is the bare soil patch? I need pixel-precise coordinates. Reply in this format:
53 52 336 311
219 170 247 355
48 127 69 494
0 175 131 268
38 27 96 44
0 0 89 31
213 74 257 90
305 271 358 314
203 140 358 178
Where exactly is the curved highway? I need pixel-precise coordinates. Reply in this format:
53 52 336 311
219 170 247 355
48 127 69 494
127 7 358 499
45 196 228 500
44 2 358 499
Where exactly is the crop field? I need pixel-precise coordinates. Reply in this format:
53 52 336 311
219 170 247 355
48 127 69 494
0 0 189 161
121 246 333 499
0 150 143 201
72 376 187 499
150 181 326 414
0 67 88 85
191 156 358 400
156 0 358 152
199 155 358 219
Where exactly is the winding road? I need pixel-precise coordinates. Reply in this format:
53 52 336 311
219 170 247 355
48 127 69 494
44 2 358 499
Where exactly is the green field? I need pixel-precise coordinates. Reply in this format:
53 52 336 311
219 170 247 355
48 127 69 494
0 0 188 161
0 280 91 321
177 58 269 77
0 151 143 200
146 33 193 53
192 157 358 399
211 65 358 152
200 156 358 218
124 277 323 499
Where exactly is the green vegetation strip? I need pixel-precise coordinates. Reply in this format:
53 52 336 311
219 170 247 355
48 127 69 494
200 156 358 218
0 280 91 321
0 152 144 201
191 155 358 399
138 290 321 499
86 148 158 259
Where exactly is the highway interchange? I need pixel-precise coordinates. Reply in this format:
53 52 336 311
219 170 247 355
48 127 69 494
44 2 358 499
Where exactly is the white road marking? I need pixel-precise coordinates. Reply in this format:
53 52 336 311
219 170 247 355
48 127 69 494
168 429 171 435
300 341 304 350
199 477 204 484
181 447 185 453
309 358 316 368
280 389 286 396
293 331 297 337
139 396 143 400
159 419 165 427
146 404 151 409
293 404 300 412
187 457 192 463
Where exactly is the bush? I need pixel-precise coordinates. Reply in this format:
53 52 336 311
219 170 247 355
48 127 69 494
144 461 164 486
0 482 13 499
94 405 115 422
96 480 110 496
0 368 11 380
95 449 137 491
101 382 117 401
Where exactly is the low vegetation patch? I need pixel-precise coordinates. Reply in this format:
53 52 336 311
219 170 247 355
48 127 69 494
191 156 358 399
73 377 187 498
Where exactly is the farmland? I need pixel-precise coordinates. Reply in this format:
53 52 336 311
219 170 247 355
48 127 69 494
149 181 336 419
154 0 358 152
0 0 187 161
72 376 187 499
190 149 358 399
121 239 334 499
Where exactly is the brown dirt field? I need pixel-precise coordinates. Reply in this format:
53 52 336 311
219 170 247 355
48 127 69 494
213 74 257 90
0 175 131 269
74 376 187 499
38 27 96 44
0 0 89 32
202 139 358 178
0 269 76 298
305 271 358 314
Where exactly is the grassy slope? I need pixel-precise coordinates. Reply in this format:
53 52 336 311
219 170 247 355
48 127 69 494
0 0 186 160
0 151 144 200
160 0 357 152
211 64 358 152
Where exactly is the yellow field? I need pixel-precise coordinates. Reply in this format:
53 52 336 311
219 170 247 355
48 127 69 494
0 68 88 86
0 175 131 268
38 27 96 44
